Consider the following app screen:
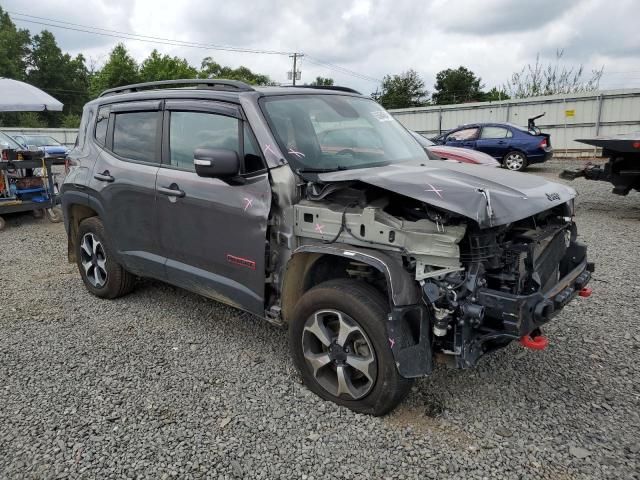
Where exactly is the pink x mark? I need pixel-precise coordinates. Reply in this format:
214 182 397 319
425 183 443 199
389 337 395 348
264 144 277 156
243 197 253 211
314 223 325 234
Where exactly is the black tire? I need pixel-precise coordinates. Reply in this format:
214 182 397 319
76 217 135 299
32 208 44 219
503 150 528 171
289 279 413 416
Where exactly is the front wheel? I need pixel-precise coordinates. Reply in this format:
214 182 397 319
289 279 413 416
503 151 528 171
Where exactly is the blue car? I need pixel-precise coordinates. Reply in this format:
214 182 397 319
11 134 69 165
432 121 553 171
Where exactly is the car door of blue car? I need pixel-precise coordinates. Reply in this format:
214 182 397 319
444 127 479 150
476 126 513 159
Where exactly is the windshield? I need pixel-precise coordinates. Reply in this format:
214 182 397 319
0 132 22 150
261 95 427 171
24 136 61 147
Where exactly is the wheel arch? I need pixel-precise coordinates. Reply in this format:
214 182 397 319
65 202 99 263
281 243 419 324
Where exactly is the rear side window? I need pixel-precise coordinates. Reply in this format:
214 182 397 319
480 126 512 139
169 111 239 171
94 106 110 145
112 111 158 163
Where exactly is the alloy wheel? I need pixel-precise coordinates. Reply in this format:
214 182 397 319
80 233 108 288
301 309 377 400
505 153 525 171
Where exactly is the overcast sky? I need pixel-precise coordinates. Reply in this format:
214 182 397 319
4 0 640 94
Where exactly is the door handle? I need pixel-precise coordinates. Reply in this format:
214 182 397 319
158 185 185 198
93 171 114 182
497 140 506 144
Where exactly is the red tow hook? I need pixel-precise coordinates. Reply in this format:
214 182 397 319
520 331 549 351
579 287 593 298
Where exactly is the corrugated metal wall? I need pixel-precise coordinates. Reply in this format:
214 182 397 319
389 88 640 157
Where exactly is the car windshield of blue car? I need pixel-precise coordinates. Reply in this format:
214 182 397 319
24 136 61 146
0 132 22 150
261 95 427 172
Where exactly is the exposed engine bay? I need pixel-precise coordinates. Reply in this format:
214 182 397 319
293 181 593 372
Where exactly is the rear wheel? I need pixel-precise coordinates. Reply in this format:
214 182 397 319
76 217 135 299
289 279 413 416
503 151 527 171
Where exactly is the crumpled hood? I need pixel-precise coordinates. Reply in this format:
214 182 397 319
317 161 575 228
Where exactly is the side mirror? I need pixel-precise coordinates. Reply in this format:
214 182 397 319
193 148 240 178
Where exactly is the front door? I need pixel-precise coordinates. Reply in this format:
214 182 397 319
156 101 271 315
445 126 479 150
87 101 164 278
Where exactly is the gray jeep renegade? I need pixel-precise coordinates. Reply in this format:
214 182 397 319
62 79 593 415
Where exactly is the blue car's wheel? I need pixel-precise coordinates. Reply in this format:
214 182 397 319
503 151 527 171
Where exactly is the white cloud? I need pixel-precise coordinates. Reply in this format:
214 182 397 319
4 0 640 94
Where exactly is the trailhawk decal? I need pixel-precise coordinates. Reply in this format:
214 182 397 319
226 254 256 270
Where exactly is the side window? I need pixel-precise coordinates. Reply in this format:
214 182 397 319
480 126 510 139
169 111 239 171
112 111 158 163
243 124 266 174
94 106 110 146
448 128 479 141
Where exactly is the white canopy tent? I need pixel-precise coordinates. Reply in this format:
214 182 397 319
0 78 63 112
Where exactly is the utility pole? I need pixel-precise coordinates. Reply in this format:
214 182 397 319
289 53 303 85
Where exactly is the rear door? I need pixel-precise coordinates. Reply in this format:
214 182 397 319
155 100 271 315
476 126 512 158
87 100 164 278
444 127 479 150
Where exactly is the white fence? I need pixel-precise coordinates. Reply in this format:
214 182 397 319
389 88 640 157
1 127 77 147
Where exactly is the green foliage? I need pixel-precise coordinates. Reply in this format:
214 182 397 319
27 31 90 126
506 50 604 98
198 57 273 85
0 7 30 80
60 113 81 128
482 87 510 102
309 76 334 86
16 112 48 128
89 44 139 97
374 70 428 109
432 66 485 105
139 50 198 82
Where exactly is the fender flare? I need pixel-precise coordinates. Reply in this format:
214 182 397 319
292 243 419 307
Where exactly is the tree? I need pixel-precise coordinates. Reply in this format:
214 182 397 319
432 66 484 105
90 44 139 97
139 50 197 82
198 57 272 85
309 76 334 86
505 50 603 98
0 7 30 80
374 70 428 109
482 87 510 102
27 31 90 125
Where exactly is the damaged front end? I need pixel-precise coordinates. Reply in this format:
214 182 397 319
293 176 592 378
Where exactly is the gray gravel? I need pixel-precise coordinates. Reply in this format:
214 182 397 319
1 159 639 479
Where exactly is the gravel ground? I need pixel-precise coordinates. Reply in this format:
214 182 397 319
1 159 639 479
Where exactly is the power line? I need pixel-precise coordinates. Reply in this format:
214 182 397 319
9 13 291 55
9 12 384 85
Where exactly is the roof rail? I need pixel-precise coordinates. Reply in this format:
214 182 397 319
285 85 362 95
98 79 255 97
